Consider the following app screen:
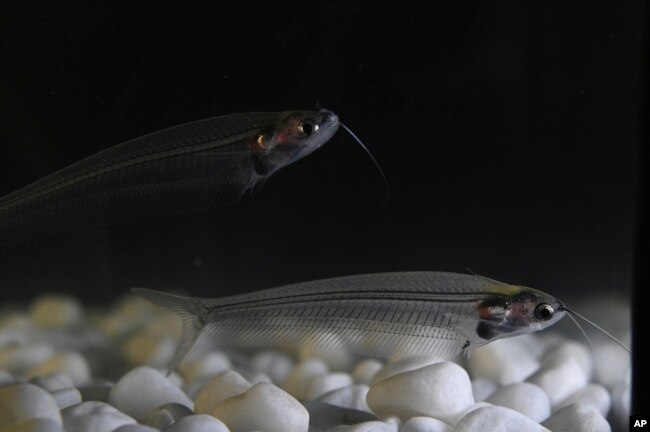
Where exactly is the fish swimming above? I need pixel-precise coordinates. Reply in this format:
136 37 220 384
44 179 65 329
0 109 341 244
133 271 630 376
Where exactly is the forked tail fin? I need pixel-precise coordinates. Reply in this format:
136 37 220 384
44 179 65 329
132 288 206 376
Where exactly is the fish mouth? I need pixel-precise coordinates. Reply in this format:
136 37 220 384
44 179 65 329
319 109 339 129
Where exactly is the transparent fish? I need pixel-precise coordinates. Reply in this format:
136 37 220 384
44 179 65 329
0 109 339 244
134 271 584 375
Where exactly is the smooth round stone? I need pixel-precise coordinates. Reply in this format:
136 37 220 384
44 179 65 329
593 342 630 390
30 372 74 392
0 369 16 387
29 295 84 329
250 351 293 385
316 384 371 412
27 351 91 385
352 359 383 385
108 366 193 419
451 402 491 424
179 352 232 384
0 329 27 349
282 358 329 400
557 384 611 416
121 329 176 368
542 403 611 432
165 414 231 432
305 372 354 400
211 382 309 432
112 425 160 432
471 379 497 402
0 383 62 429
61 401 136 432
455 405 549 432
540 341 592 377
139 408 174 429
400 416 451 432
328 419 399 431
466 338 540 386
527 356 588 408
3 418 63 432
194 370 251 414
367 361 474 424
0 343 55 375
50 387 82 409
485 382 550 422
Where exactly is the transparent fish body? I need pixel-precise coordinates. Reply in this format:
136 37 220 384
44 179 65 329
134 271 566 375
0 110 339 244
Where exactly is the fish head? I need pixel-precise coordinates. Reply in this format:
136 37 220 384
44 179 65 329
251 109 339 176
472 285 566 344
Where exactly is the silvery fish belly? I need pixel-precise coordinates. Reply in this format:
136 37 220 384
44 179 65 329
0 109 339 244
133 271 567 375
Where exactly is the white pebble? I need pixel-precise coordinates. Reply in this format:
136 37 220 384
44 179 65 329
400 416 451 432
352 359 383 385
0 384 62 429
165 414 231 432
454 405 549 432
3 418 63 432
108 366 193 419
329 419 399 432
540 341 592 378
527 356 588 408
211 382 309 432
283 358 329 400
61 401 136 432
305 372 354 400
366 361 474 424
0 343 55 375
121 329 177 368
250 351 293 385
29 295 84 328
30 372 74 392
557 384 611 416
179 351 232 384
593 342 630 390
450 402 491 424
112 425 160 432
485 382 550 422
542 403 611 432
470 379 497 402
316 384 371 412
50 387 82 409
466 338 540 385
27 351 90 385
194 370 251 414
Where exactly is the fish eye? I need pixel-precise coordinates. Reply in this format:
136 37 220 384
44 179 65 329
298 120 318 137
535 303 554 321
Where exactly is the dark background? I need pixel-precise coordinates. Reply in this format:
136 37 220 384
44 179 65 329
0 1 643 304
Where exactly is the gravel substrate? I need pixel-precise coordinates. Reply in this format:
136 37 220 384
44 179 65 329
0 293 630 431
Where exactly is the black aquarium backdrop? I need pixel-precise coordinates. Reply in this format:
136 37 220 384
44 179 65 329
0 0 646 395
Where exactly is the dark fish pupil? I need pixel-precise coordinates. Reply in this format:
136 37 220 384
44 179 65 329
301 122 313 136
